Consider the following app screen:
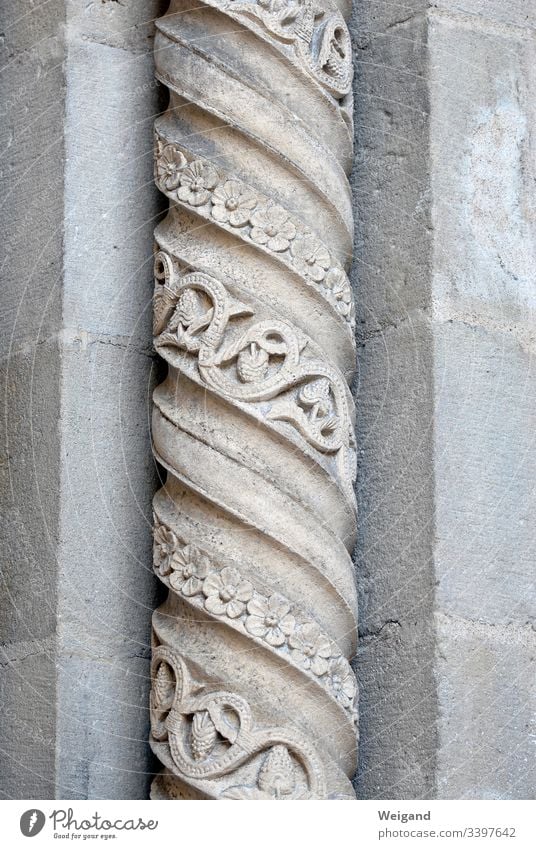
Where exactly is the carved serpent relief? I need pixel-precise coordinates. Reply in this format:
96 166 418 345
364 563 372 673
151 0 358 799
150 647 328 799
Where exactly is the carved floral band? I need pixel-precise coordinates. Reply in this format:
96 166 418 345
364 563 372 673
154 518 358 721
154 134 355 329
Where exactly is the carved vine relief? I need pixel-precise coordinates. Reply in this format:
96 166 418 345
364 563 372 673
151 0 358 799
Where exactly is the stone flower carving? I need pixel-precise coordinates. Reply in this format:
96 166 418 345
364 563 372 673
153 525 358 715
327 656 357 708
290 234 331 281
165 288 213 352
298 378 339 436
250 204 297 252
223 745 309 800
211 179 257 227
178 160 219 206
203 566 254 618
324 268 352 317
246 593 296 646
257 744 295 797
156 144 186 191
169 544 211 596
289 622 332 676
154 523 178 577
236 341 270 383
190 711 218 761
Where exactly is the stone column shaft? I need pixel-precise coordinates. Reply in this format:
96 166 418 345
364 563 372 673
150 0 359 799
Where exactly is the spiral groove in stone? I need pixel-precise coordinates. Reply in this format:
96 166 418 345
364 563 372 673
150 0 358 799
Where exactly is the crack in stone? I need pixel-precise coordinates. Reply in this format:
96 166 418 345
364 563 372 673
359 619 402 640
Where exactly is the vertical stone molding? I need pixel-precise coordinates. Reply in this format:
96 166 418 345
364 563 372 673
0 0 163 799
150 0 358 799
352 0 536 799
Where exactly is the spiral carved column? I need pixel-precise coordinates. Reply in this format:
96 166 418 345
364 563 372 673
150 0 358 799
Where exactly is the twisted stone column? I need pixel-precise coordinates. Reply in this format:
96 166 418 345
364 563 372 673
150 0 358 799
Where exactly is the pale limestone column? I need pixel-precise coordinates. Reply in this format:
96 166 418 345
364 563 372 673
150 0 359 799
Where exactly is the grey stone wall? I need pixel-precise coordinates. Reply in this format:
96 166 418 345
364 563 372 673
350 0 437 799
0 1 167 799
0 0 66 799
429 1 535 799
351 0 535 799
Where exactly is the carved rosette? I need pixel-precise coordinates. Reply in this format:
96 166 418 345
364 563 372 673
151 0 358 799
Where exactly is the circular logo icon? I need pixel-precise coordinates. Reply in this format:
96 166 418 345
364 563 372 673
20 810 46 837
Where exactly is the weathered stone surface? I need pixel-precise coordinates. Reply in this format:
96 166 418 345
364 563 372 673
352 314 437 799
436 613 536 799
0 0 165 799
55 342 158 798
56 0 165 797
351 0 438 800
434 322 536 627
56 655 152 799
357 620 436 798
149 0 359 799
0 648 57 798
351 2 431 339
352 0 536 799
432 1 535 30
429 10 536 347
0 0 65 798
429 4 536 798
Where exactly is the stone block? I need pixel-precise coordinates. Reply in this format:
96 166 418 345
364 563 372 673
436 612 536 799
66 0 167 54
0 0 164 799
0 0 65 358
351 0 536 801
351 3 432 340
54 340 158 798
63 38 163 344
0 647 56 799
434 321 536 627
355 313 435 631
353 313 437 798
0 342 61 646
432 1 536 31
429 12 536 347
56 655 153 800
58 340 159 651
356 621 437 798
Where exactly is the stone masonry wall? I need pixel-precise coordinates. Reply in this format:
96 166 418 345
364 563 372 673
352 0 535 799
1 0 167 799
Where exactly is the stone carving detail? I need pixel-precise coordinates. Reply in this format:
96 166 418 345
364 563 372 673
153 520 358 720
154 138 354 325
153 258 356 497
184 0 353 98
150 647 327 799
151 0 358 799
